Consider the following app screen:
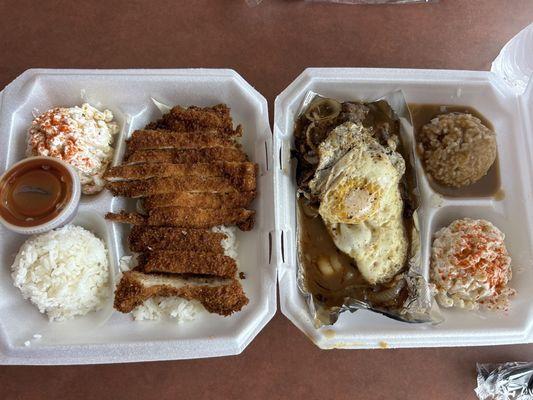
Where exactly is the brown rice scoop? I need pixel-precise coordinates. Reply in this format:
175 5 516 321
418 113 497 188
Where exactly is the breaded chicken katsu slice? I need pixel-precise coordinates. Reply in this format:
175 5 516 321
125 130 237 154
104 161 257 182
128 226 226 253
142 191 256 210
145 104 241 136
106 207 255 231
114 271 248 316
105 174 256 197
123 147 248 165
135 251 237 278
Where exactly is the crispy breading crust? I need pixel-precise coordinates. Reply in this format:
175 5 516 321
108 104 256 317
105 211 146 225
114 271 249 316
148 207 255 231
123 147 248 165
105 208 255 231
142 191 256 210
104 161 256 182
145 104 241 136
136 251 237 278
128 226 226 253
106 174 255 197
126 130 237 154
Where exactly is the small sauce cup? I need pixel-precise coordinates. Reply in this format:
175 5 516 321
0 156 81 234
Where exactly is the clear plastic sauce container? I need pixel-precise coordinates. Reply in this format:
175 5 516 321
0 156 81 234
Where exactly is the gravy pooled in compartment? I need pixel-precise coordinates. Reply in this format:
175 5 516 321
297 200 366 308
0 158 73 227
410 104 500 198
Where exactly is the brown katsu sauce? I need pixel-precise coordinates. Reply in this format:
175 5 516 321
0 159 73 227
409 104 501 198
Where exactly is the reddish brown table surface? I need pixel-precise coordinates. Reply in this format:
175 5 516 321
1 1 533 399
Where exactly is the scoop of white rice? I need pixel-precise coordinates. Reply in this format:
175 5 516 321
131 297 199 322
11 225 110 321
125 225 238 322
212 225 239 260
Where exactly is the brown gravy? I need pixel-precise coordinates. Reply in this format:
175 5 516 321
409 104 501 198
0 159 73 227
295 100 416 311
297 199 367 308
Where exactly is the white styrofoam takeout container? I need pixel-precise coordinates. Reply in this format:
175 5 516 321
0 69 277 364
274 33 533 349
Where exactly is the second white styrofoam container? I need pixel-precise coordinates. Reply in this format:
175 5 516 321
0 69 277 364
274 67 533 349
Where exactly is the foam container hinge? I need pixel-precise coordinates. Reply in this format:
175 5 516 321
0 69 277 364
274 66 533 349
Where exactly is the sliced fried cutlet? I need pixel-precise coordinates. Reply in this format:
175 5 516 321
106 207 255 231
142 191 256 210
145 104 240 136
136 251 237 278
114 271 248 316
104 161 256 182
147 207 255 231
125 130 237 154
123 147 248 165
106 174 255 197
105 211 146 225
129 226 226 253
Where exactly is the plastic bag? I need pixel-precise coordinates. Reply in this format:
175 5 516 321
246 0 436 5
476 362 533 400
492 23 533 95
308 0 436 3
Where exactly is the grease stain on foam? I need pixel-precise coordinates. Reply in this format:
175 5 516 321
322 329 336 339
323 341 366 349
378 341 389 349
494 189 505 201
430 193 444 208
313 329 366 349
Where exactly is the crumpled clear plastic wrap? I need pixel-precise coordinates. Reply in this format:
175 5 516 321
476 362 533 400
308 0 436 3
294 90 438 327
246 0 436 5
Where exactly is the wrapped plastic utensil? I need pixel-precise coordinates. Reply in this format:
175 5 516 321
246 0 437 5
308 0 436 3
476 362 533 400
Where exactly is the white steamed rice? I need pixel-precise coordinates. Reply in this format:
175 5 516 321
11 225 110 321
126 225 238 321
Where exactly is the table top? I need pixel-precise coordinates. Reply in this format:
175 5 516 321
1 0 532 399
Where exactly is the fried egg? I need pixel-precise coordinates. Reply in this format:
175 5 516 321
310 122 408 285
